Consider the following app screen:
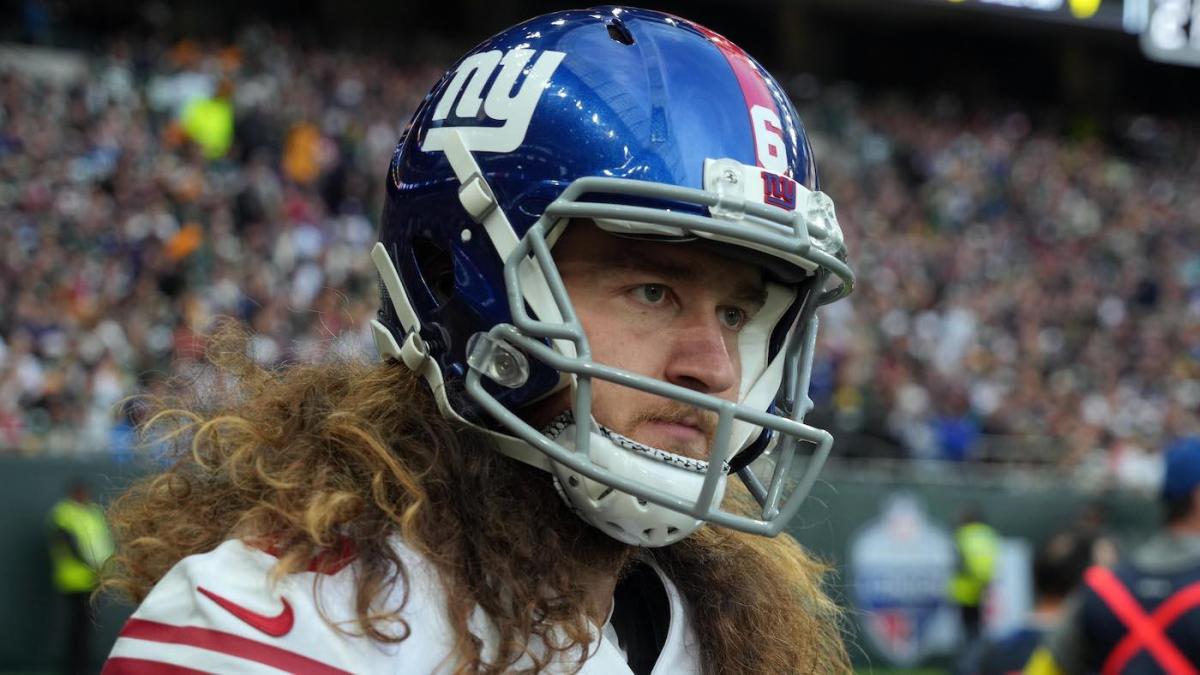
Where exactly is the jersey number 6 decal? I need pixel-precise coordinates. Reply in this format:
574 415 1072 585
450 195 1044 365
750 105 788 176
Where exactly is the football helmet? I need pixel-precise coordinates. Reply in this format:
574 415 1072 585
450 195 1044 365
373 6 853 546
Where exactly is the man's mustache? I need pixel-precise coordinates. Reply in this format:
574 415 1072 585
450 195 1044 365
628 402 719 445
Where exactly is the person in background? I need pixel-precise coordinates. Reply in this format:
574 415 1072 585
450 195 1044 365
970 531 1091 674
180 78 236 161
1026 437 1200 673
1073 500 1120 569
950 506 1001 644
48 480 114 675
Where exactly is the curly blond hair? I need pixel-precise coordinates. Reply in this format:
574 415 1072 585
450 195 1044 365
103 327 849 673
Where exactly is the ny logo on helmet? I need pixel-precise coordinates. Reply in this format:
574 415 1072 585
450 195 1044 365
421 47 567 154
760 170 797 211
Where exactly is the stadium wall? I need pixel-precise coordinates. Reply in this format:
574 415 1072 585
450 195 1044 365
0 458 1161 670
0 458 140 672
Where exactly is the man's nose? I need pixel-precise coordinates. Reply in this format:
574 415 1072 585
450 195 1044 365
662 311 739 397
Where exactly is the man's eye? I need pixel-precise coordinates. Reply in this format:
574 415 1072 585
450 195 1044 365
719 307 747 330
634 284 667 304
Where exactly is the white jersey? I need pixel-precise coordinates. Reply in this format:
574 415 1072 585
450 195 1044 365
103 537 701 674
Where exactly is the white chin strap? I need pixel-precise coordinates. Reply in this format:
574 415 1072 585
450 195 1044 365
541 412 729 547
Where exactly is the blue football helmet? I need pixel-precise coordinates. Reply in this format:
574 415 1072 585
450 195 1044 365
372 6 853 546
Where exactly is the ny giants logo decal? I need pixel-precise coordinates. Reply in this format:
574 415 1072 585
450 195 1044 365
421 47 566 154
760 171 797 211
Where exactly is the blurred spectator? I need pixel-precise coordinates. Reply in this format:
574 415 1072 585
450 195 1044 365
948 506 1000 650
1073 500 1120 568
1029 437 1200 672
179 78 234 160
969 530 1092 675
48 480 113 675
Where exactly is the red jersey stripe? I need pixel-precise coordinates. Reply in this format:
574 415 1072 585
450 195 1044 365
255 537 357 575
116 618 353 675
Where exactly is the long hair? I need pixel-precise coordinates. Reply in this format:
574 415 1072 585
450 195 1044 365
103 327 849 673
653 515 850 673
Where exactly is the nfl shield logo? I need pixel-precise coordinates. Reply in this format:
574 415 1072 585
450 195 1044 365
849 494 958 666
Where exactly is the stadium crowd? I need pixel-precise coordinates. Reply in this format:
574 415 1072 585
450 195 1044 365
0 29 440 456
805 85 1200 489
2 28 1198 492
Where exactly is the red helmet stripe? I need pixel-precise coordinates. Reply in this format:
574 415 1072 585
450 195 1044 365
686 23 786 174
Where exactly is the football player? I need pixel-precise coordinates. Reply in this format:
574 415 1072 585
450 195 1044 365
102 7 855 673
1024 439 1200 674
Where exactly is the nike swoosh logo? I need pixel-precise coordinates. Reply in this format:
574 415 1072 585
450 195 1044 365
197 586 295 637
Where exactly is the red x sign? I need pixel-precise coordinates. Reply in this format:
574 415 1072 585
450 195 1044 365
1084 565 1200 675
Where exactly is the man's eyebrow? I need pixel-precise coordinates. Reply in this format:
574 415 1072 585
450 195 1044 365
730 283 768 308
607 250 768 307
606 250 697 281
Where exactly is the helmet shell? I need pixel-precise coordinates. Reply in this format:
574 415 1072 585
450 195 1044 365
379 6 819 422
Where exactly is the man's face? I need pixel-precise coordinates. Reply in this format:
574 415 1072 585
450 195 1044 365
536 221 766 460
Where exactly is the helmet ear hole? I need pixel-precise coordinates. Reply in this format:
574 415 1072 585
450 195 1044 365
412 236 455 306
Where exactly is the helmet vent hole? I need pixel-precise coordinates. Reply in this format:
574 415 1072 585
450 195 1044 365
605 19 635 46
643 528 655 538
568 475 579 487
598 487 614 500
606 521 623 532
667 527 679 535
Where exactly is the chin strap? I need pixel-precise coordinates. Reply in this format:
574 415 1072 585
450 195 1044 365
542 411 729 475
536 410 721 547
490 429 554 472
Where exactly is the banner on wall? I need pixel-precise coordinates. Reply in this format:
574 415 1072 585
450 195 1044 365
848 493 1033 666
